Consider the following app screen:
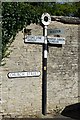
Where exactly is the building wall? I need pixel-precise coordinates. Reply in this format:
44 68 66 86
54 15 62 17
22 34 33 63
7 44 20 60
1 22 79 118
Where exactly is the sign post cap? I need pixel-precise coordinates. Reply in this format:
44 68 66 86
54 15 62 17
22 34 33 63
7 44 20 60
41 13 51 25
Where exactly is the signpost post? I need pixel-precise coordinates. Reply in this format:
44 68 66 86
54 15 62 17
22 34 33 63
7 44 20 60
41 13 51 115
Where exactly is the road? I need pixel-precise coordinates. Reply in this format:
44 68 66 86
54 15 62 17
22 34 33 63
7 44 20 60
2 115 79 120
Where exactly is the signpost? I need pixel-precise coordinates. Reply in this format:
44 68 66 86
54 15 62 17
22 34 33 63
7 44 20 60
8 13 65 116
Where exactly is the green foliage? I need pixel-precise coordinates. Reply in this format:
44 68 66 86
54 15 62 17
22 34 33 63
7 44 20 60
2 2 41 59
2 2 80 61
73 2 80 17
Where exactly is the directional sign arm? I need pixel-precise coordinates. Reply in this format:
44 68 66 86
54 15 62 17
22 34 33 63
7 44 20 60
24 35 44 44
24 35 65 45
47 36 65 44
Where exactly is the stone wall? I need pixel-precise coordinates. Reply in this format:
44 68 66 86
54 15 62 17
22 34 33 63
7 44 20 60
78 25 80 102
51 16 80 24
47 22 79 112
0 21 79 118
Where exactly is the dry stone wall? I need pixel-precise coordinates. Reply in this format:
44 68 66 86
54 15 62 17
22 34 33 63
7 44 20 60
0 21 79 118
